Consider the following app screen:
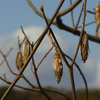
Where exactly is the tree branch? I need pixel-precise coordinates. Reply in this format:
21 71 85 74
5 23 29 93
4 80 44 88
57 0 82 17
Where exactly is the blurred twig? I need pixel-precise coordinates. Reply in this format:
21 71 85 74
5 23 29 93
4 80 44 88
0 47 13 66
64 53 88 100
75 3 83 29
78 21 96 28
71 0 87 67
57 0 82 17
36 46 53 70
70 0 75 29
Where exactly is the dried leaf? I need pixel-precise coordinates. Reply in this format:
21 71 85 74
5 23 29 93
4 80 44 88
80 32 89 63
53 51 63 84
16 49 23 70
22 38 30 64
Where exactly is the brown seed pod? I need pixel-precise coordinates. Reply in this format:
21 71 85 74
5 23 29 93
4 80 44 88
53 51 63 84
95 12 100 27
80 32 89 63
16 49 23 71
22 38 30 64
94 3 100 27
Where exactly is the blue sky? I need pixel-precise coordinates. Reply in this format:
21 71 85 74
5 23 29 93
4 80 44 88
0 0 100 90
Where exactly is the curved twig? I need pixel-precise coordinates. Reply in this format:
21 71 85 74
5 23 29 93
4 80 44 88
0 76 71 100
64 53 88 100
0 76 40 92
57 0 82 17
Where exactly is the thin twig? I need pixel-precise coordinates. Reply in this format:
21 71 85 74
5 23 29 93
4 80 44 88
20 26 31 45
69 0 87 100
26 0 48 20
31 64 52 100
1 50 37 88
40 4 70 70
26 0 55 25
57 0 82 17
70 0 75 29
0 76 40 92
1 1 64 99
0 50 18 76
0 76 71 100
75 3 83 29
71 0 87 67
0 47 13 66
36 46 53 70
31 50 52 100
78 21 96 28
87 10 95 14
64 53 88 100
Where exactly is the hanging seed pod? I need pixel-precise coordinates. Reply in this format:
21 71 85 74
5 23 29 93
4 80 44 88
16 49 23 71
53 51 63 84
22 38 30 64
80 32 89 63
94 3 100 27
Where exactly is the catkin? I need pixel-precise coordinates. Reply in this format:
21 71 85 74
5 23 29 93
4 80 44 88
53 51 63 84
16 49 23 70
80 32 89 63
22 38 30 64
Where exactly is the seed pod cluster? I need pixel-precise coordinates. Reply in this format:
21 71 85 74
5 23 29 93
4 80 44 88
53 51 63 84
80 32 89 63
16 38 30 71
22 38 30 64
16 49 23 71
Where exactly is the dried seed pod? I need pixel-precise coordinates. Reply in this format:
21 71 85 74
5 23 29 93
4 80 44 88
22 38 30 64
94 3 100 27
53 51 63 84
80 32 89 63
16 49 23 70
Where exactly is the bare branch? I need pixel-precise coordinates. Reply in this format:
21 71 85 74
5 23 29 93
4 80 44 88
57 0 82 17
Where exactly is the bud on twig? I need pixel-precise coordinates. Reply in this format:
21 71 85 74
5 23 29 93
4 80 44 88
53 51 63 84
40 4 44 12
